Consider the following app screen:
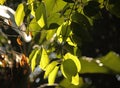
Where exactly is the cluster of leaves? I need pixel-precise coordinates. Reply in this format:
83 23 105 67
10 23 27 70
1 0 120 88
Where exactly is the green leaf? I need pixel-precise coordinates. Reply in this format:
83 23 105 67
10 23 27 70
80 57 109 73
63 0 74 3
31 49 41 71
61 58 80 85
64 53 81 72
100 51 120 73
44 61 58 79
46 29 56 41
0 0 6 4
59 77 83 88
39 48 50 70
71 12 91 29
48 66 59 85
66 37 77 47
61 59 78 77
56 21 71 43
38 30 47 44
47 13 64 29
71 73 79 85
29 48 39 64
27 0 34 3
44 0 67 16
106 0 120 18
35 2 47 28
15 3 25 26
29 18 41 36
71 22 92 42
83 1 100 17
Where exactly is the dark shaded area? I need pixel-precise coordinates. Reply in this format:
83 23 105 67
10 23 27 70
0 64 30 88
81 8 120 57
80 8 120 88
80 73 120 88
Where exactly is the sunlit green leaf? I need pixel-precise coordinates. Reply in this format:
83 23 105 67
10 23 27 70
40 48 50 70
44 61 58 78
38 30 47 44
44 0 66 16
47 13 64 28
71 73 79 85
27 0 34 3
100 51 120 73
59 77 84 88
80 57 109 73
56 21 71 43
48 66 59 85
66 36 77 47
15 3 25 26
29 18 41 36
31 49 41 71
46 29 56 41
29 48 39 63
35 2 47 28
64 53 81 72
30 2 35 17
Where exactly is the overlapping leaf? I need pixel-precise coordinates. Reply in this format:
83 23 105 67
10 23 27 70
35 2 47 28
30 49 41 71
48 66 59 85
44 61 58 78
60 53 81 85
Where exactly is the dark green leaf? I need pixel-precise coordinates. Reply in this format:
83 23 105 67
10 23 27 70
106 0 120 18
71 22 92 42
63 0 74 3
83 1 100 17
61 59 77 77
71 12 91 30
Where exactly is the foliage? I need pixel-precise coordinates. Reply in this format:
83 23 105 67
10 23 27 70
0 0 120 88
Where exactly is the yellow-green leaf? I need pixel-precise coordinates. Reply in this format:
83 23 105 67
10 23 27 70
44 61 58 79
0 0 6 4
48 66 59 85
15 3 25 26
37 14 45 28
64 53 81 72
56 22 71 43
71 73 79 85
27 0 34 3
40 48 50 70
66 37 77 47
31 49 40 71
29 48 39 64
